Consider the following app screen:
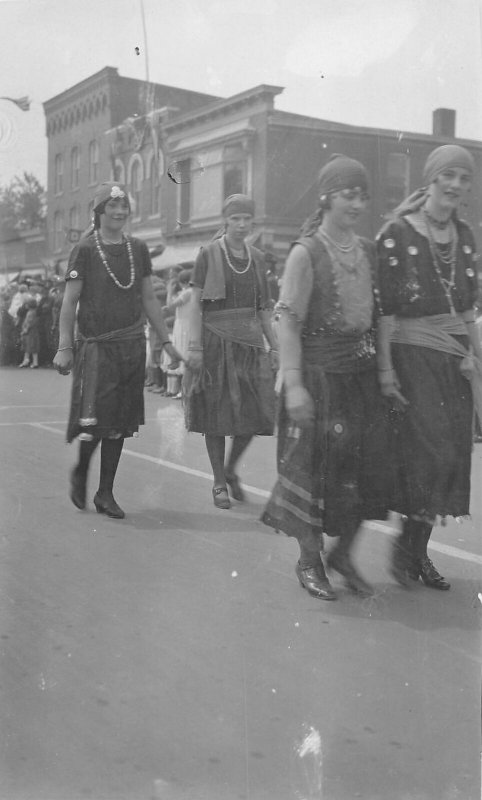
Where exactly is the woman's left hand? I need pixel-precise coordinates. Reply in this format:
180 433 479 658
268 349 279 371
163 342 183 368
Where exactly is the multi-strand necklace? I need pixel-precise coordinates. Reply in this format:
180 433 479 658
94 230 136 290
221 235 252 275
423 211 458 315
317 228 361 274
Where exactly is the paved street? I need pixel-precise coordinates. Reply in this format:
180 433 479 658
0 366 481 800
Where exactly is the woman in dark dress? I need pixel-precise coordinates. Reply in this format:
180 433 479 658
377 144 482 590
53 182 180 518
184 194 277 509
262 155 391 600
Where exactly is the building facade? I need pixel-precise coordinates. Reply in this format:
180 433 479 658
43 68 482 274
43 67 218 264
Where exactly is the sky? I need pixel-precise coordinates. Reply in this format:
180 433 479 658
0 0 481 188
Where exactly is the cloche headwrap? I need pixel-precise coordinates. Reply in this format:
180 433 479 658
222 194 255 217
423 144 475 184
93 182 130 212
318 154 369 197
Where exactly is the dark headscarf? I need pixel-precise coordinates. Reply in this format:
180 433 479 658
300 154 369 236
318 154 369 198
392 144 475 218
222 194 255 217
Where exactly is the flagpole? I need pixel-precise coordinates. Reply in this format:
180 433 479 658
139 0 150 84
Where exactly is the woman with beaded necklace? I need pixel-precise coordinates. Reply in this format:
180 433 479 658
262 155 391 601
184 194 278 509
53 182 180 519
377 145 482 590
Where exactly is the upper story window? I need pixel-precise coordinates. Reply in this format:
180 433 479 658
54 154 64 195
88 140 99 185
53 210 64 252
70 147 80 190
223 144 247 198
385 153 410 211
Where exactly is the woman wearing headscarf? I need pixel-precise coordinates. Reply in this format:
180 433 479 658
53 182 180 518
377 144 482 590
262 155 391 600
185 194 277 509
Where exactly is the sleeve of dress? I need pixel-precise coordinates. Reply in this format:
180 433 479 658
276 244 313 323
65 241 89 281
376 220 404 316
191 249 207 290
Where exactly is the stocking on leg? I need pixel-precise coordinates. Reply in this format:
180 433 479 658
93 438 125 519
225 435 253 501
410 521 450 590
205 435 230 509
326 517 374 596
390 517 414 587
70 438 100 509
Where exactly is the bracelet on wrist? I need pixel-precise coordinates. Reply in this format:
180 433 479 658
57 346 73 352
188 346 203 352
161 340 171 347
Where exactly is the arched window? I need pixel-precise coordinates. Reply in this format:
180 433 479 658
53 211 64 252
54 154 64 194
88 140 99 184
70 147 80 190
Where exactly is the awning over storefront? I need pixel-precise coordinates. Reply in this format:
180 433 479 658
151 244 201 270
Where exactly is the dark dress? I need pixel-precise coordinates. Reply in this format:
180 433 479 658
377 216 478 522
184 244 275 436
262 234 391 540
65 234 151 442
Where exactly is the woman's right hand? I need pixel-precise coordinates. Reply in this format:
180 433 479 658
186 350 203 372
285 385 315 426
53 348 74 375
378 369 409 410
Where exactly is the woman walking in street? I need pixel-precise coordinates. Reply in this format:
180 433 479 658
184 194 277 509
53 182 180 518
377 144 482 590
262 155 391 600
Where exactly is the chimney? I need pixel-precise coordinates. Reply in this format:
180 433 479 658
433 108 456 138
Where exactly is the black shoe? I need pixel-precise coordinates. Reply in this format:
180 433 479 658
295 561 337 600
225 472 245 502
93 492 125 519
70 468 86 510
326 550 374 596
416 556 450 590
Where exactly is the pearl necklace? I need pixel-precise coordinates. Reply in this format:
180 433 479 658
318 227 356 253
94 230 136 290
221 236 252 274
423 215 458 315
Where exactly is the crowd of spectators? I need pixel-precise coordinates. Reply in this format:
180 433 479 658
0 277 65 367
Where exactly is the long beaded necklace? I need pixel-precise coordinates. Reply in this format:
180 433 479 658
220 235 252 275
423 211 458 315
94 230 136 290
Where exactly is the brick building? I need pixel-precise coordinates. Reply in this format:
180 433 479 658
43 68 482 273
